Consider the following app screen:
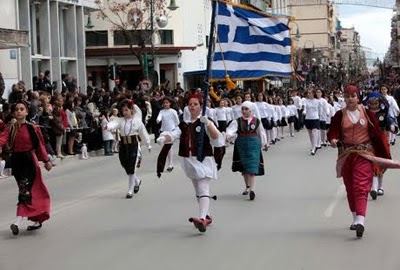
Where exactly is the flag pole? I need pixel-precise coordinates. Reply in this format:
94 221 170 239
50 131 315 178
197 0 217 161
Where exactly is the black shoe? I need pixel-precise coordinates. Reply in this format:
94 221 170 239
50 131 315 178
10 224 19 236
370 190 377 200
349 224 357 231
126 193 133 199
356 224 365 238
249 190 256 201
134 181 142 194
310 150 315 156
377 189 384 196
242 186 250 196
27 223 42 231
167 167 174 172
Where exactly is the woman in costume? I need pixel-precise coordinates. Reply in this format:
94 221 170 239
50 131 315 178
328 85 391 238
380 85 399 145
156 93 223 233
255 92 271 150
226 101 267 201
316 89 331 148
106 99 151 199
362 91 397 199
0 100 52 236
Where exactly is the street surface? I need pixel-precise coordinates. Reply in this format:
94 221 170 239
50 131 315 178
1 131 400 270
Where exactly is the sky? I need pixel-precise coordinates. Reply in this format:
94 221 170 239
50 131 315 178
338 5 394 59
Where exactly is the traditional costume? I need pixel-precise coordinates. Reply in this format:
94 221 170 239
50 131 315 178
362 92 398 199
107 101 151 198
0 119 51 235
328 85 392 238
226 101 267 201
157 94 224 233
303 97 320 155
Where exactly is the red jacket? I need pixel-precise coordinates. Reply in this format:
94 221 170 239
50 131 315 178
327 108 391 159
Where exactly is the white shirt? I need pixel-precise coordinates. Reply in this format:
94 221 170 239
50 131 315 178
317 98 331 121
157 108 180 132
384 95 400 118
287 105 298 117
255 101 269 119
101 117 114 141
232 105 242 120
292 95 302 110
303 98 320 120
107 117 150 146
205 107 218 125
215 107 228 121
265 103 275 120
279 105 288 118
226 107 234 122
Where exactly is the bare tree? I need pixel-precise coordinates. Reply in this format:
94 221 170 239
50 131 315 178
94 0 169 80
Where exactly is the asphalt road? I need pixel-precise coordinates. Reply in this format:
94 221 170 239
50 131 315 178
1 130 400 270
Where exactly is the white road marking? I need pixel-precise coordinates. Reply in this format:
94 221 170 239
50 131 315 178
324 183 345 219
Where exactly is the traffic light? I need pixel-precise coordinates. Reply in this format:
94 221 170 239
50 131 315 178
107 65 115 80
147 54 154 69
116 64 122 77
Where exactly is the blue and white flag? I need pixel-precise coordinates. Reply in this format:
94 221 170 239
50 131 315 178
212 1 292 80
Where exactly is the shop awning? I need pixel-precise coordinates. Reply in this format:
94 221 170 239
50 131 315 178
0 28 29 49
183 70 207 77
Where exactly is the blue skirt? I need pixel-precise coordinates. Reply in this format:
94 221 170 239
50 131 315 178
232 135 264 176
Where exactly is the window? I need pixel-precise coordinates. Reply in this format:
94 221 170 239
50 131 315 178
113 30 173 46
159 30 173 45
86 31 108 47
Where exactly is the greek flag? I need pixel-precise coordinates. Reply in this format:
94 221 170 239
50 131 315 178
212 1 292 80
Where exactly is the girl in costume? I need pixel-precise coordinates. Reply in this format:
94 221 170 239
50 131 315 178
287 98 298 137
226 101 267 201
303 89 320 155
328 85 391 238
362 91 397 199
316 89 331 148
0 100 52 236
106 99 151 199
380 85 399 145
215 99 228 133
232 94 243 120
156 93 223 233
256 92 271 149
277 97 288 140
156 97 180 176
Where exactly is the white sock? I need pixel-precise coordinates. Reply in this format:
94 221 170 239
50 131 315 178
198 197 210 219
355 215 365 226
378 177 383 190
352 212 357 225
167 149 173 168
372 176 379 192
128 175 135 194
0 160 5 176
14 216 23 226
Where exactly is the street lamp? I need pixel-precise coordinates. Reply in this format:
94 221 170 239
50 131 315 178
167 0 179 11
289 21 301 41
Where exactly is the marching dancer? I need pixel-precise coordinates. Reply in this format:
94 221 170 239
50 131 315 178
156 97 180 174
226 101 267 201
256 92 271 149
215 99 228 133
0 100 52 236
157 93 223 233
362 92 398 200
106 99 151 199
232 94 243 120
277 97 288 139
380 85 399 145
328 85 391 238
303 89 320 155
316 89 331 147
287 98 298 137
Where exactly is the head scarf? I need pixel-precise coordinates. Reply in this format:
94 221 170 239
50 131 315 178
344 85 360 98
241 101 256 117
362 91 389 111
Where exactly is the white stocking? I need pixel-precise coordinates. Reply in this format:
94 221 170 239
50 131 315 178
378 176 383 190
371 176 378 192
289 123 294 135
167 149 174 168
14 216 23 226
311 129 319 151
0 160 5 176
321 130 326 145
128 174 135 194
192 179 211 219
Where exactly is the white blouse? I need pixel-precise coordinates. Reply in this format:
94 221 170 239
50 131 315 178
157 108 180 132
303 98 320 120
107 117 150 147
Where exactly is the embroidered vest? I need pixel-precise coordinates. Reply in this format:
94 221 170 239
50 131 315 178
178 118 213 158
237 117 260 137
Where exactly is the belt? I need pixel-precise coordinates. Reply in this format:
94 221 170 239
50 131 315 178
121 135 139 145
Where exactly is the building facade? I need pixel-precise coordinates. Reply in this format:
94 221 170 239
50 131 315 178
288 0 341 66
86 0 213 91
0 0 96 97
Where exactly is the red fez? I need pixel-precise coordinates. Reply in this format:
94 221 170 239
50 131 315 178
344 85 359 98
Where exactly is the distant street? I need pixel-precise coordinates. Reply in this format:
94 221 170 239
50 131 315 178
1 131 400 270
